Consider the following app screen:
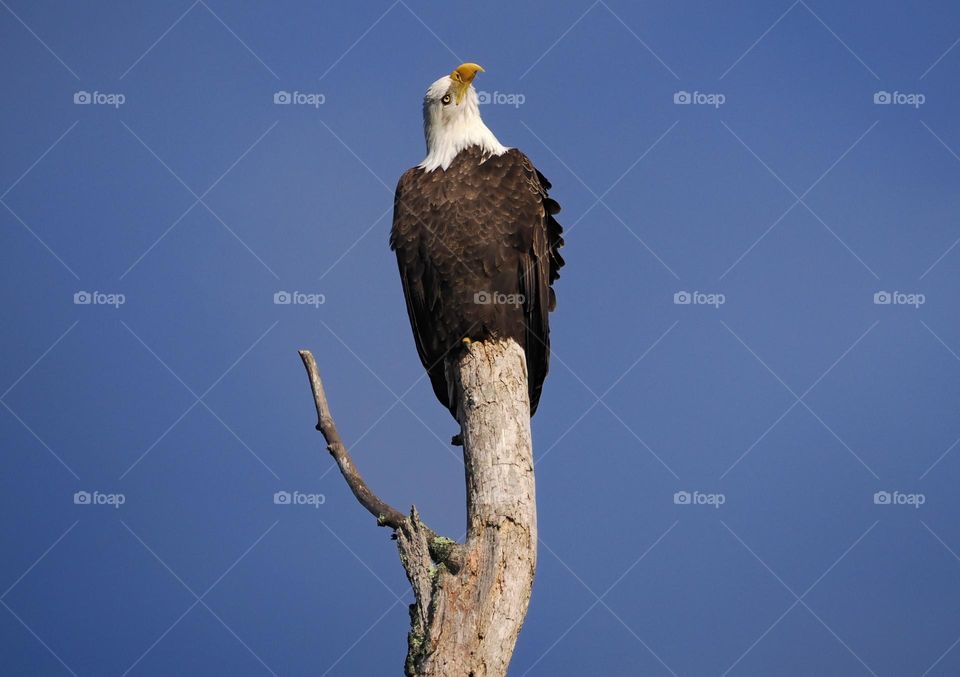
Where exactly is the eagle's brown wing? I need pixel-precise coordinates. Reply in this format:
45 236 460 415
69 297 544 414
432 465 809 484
390 148 564 417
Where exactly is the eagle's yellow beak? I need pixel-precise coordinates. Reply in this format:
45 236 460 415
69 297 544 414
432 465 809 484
449 62 484 104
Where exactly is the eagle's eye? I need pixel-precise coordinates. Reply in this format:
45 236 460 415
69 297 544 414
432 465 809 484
441 94 452 106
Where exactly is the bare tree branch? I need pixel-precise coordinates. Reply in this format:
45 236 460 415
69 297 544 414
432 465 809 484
298 349 407 528
299 341 535 676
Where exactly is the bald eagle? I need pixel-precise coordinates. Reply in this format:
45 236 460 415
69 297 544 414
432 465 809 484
390 63 564 420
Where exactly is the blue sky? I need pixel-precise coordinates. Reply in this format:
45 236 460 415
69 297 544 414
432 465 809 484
2 1 960 675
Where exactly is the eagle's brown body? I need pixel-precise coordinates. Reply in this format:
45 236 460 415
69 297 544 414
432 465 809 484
390 146 564 419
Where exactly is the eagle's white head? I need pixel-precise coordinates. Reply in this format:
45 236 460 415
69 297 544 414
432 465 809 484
419 62 508 172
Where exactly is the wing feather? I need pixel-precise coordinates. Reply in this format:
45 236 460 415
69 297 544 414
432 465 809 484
390 149 565 418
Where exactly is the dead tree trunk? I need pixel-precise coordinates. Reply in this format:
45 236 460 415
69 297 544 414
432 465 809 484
299 339 536 676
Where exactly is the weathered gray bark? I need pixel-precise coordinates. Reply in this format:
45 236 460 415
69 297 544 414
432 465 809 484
299 339 537 676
